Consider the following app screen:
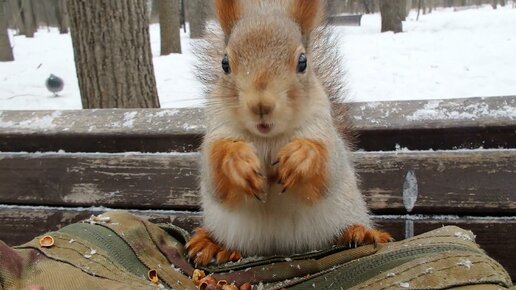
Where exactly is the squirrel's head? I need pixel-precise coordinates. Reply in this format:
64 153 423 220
211 0 327 138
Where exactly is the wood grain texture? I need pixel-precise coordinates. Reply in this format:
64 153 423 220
67 0 160 108
0 206 513 280
0 152 201 210
0 150 514 214
357 150 516 214
1 96 514 152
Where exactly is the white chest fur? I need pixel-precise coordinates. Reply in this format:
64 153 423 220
200 136 371 256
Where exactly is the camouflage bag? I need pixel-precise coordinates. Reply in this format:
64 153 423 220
0 211 513 290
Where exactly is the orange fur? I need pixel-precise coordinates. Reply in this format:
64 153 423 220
275 139 328 204
290 0 323 36
340 224 393 246
186 228 241 265
214 0 241 37
210 139 265 207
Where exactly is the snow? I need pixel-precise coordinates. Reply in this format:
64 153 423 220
0 5 516 110
0 110 61 129
457 258 473 270
407 99 516 121
402 170 418 212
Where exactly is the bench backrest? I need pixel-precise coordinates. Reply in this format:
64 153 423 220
0 96 515 279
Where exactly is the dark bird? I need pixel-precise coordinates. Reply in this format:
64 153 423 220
45 74 64 97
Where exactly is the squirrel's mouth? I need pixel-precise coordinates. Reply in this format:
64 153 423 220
257 123 273 134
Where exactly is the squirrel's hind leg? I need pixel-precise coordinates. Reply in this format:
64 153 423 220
339 224 394 248
186 227 241 265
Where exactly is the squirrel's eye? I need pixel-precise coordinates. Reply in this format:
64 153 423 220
297 53 307 73
222 54 230 74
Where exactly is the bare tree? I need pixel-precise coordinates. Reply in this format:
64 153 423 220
380 0 403 33
0 0 14 61
398 0 408 20
362 0 375 13
187 0 207 39
7 0 25 33
56 0 68 34
67 0 160 108
21 0 36 37
159 0 181 55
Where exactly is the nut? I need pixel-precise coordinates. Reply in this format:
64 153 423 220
192 269 206 286
39 235 55 248
148 269 159 285
216 280 228 290
221 285 238 290
199 276 216 290
240 282 252 290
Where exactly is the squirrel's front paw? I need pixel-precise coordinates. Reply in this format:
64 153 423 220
210 139 265 206
275 139 328 203
186 228 241 265
340 224 393 248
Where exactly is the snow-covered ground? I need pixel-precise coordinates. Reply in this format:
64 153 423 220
0 4 515 110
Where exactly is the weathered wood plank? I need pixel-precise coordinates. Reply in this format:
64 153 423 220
356 149 516 214
0 152 201 210
1 96 514 152
0 206 514 280
0 150 514 214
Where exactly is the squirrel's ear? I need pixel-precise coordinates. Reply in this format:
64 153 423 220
215 0 241 37
290 0 325 37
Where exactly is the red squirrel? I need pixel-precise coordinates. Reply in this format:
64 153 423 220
186 0 392 265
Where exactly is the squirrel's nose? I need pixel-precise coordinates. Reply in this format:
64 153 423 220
249 102 275 118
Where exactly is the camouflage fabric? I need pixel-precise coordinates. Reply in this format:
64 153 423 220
0 211 513 290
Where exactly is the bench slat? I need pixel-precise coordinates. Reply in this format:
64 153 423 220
0 150 514 214
0 206 514 279
1 96 514 152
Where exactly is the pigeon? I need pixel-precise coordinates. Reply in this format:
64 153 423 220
45 74 64 96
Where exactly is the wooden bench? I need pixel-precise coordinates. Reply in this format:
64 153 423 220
329 14 363 26
0 96 515 279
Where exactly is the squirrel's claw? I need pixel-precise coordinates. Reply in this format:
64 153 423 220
253 191 268 203
186 228 241 266
340 224 393 248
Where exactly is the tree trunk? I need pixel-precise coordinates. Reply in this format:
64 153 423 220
7 0 24 34
159 0 181 55
56 0 68 34
187 0 206 39
67 0 160 108
491 0 498 8
21 0 35 37
380 0 403 33
398 0 408 20
362 0 375 13
149 0 159 23
38 0 56 28
0 0 14 61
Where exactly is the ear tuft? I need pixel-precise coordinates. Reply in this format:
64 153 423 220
290 0 324 37
215 0 241 37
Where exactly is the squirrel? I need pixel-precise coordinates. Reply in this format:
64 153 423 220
186 0 392 265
